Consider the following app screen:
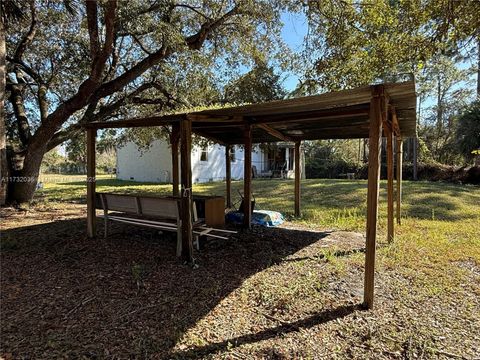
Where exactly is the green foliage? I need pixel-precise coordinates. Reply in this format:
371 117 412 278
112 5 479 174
456 101 480 162
224 63 286 103
416 54 474 162
304 139 362 178
301 0 480 93
41 149 66 173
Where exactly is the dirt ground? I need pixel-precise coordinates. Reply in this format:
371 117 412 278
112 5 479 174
1 204 479 359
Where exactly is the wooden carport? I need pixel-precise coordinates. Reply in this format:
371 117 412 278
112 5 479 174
84 81 416 309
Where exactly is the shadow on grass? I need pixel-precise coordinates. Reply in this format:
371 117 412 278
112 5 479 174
0 217 362 358
170 304 361 359
403 193 476 221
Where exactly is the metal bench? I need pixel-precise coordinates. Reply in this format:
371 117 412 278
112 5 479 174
96 193 235 256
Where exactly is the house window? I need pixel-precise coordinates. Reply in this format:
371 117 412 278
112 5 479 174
229 146 236 163
288 148 294 170
200 146 208 162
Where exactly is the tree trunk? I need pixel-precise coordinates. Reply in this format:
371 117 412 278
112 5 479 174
8 141 47 204
477 34 480 98
0 16 7 205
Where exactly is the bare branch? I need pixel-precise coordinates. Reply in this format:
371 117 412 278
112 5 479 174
6 55 42 84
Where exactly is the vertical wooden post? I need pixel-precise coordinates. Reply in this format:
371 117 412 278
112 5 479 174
294 141 301 217
243 124 252 228
170 123 180 197
180 117 193 263
386 127 394 243
363 85 384 310
413 137 418 180
396 138 403 225
86 128 97 238
225 144 232 208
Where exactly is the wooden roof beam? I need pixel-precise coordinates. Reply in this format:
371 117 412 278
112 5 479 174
249 106 370 125
187 114 241 123
192 129 227 145
83 115 182 129
256 123 293 142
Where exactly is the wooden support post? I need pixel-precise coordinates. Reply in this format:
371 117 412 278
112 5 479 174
396 138 403 225
243 124 252 228
180 117 193 263
294 141 301 217
86 128 97 238
413 137 418 180
170 123 180 197
386 126 394 243
225 144 232 208
363 85 384 310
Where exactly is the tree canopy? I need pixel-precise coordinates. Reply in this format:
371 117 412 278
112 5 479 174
456 101 480 162
3 0 293 202
298 0 480 93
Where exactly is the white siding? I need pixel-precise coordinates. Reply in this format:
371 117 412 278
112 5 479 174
116 140 304 183
116 140 172 182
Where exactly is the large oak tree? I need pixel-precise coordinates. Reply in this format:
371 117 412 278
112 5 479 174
3 0 291 203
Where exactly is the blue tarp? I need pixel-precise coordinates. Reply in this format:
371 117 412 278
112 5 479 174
226 210 284 227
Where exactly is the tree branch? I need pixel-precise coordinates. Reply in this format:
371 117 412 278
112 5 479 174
86 1 100 60
174 4 212 20
34 2 237 150
132 34 152 55
7 55 40 81
185 5 241 50
6 80 32 146
91 5 242 102
13 0 36 62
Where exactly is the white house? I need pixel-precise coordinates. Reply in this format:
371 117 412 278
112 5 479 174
116 139 305 183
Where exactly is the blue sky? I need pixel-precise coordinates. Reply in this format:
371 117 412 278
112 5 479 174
280 11 308 91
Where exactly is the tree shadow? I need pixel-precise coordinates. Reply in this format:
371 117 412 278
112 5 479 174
403 194 475 221
1 218 362 358
170 304 361 359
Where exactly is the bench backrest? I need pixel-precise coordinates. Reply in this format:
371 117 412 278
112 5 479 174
97 193 180 220
139 197 179 219
100 193 138 213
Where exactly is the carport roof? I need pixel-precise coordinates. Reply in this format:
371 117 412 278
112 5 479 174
85 81 416 144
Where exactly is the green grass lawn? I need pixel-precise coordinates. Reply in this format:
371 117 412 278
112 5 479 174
38 174 480 231
48 177 480 266
36 175 480 295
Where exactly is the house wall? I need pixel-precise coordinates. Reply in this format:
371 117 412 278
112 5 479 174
116 140 265 184
116 140 172 183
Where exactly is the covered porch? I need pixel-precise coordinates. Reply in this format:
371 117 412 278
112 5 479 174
84 81 416 309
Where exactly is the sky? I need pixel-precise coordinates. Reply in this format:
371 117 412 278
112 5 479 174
280 11 308 91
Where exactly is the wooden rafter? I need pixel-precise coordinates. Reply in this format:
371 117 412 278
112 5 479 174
256 123 292 142
250 106 370 125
